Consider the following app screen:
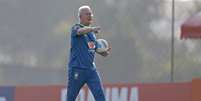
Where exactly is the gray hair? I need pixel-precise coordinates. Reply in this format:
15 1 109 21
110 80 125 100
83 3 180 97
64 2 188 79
78 5 93 19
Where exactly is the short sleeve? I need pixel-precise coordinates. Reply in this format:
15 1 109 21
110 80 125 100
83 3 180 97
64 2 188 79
71 24 81 37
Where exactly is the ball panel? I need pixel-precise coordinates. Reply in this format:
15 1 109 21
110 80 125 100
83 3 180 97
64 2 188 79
96 39 109 53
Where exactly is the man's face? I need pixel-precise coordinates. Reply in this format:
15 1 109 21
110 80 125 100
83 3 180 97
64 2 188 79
80 8 93 25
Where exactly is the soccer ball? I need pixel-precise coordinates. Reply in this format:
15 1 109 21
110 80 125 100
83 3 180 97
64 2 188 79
96 39 109 53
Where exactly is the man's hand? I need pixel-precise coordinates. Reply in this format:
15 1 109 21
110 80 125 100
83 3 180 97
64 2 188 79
92 26 101 33
97 46 111 57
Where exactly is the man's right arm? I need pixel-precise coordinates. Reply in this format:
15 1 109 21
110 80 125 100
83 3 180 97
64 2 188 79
77 26 100 35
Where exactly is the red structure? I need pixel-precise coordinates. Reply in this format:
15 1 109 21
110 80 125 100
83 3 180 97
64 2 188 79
1 78 201 101
181 12 201 39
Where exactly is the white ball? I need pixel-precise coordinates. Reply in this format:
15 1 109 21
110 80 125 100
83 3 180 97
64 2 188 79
96 39 109 53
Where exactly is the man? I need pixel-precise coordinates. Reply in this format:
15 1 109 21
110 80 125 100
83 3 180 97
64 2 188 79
67 5 111 101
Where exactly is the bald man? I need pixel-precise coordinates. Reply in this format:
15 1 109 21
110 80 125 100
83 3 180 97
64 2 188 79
67 5 110 101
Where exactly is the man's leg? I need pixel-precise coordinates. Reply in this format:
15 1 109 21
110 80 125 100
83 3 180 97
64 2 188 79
67 68 86 101
86 70 105 101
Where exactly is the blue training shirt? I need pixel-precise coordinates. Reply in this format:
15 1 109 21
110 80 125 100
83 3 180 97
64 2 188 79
68 24 97 70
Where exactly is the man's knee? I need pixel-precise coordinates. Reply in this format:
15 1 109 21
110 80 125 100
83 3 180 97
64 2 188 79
93 89 105 101
67 92 77 101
